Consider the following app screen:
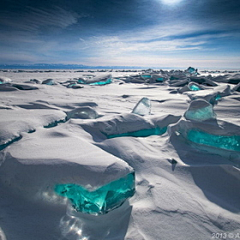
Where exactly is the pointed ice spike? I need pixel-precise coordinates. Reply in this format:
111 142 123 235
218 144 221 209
132 97 151 116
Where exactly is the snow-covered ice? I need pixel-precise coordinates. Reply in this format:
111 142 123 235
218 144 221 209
0 68 240 240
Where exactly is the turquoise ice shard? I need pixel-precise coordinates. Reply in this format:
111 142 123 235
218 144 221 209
132 97 151 116
187 129 240 152
55 172 135 215
107 127 167 139
89 78 112 85
188 82 202 91
186 66 198 75
78 74 112 85
184 99 216 122
141 75 152 79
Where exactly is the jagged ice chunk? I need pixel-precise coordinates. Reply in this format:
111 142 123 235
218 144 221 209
55 172 135 215
132 97 151 116
184 99 216 122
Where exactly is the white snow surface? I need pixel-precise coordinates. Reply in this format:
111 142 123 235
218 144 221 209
0 69 240 240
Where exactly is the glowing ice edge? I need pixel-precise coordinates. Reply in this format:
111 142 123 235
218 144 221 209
189 84 201 91
107 127 167 139
55 172 135 215
187 129 240 152
185 105 215 121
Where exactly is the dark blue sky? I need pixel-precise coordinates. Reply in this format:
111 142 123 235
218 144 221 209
1 0 240 68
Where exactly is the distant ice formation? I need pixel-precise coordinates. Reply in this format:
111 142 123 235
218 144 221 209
0 76 11 84
232 82 240 92
184 99 216 121
42 79 56 85
132 97 151 116
186 67 198 76
78 74 112 85
188 82 203 91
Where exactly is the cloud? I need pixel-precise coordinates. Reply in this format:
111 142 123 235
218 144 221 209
0 6 81 33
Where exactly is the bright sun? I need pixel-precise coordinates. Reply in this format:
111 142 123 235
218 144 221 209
161 0 183 5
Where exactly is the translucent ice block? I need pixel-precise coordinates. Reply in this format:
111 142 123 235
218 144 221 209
89 78 112 85
107 126 167 139
185 105 215 121
141 75 152 78
132 97 151 116
188 82 201 91
184 100 216 122
55 172 135 215
187 129 240 152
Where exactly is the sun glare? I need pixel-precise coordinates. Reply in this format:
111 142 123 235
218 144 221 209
161 0 183 5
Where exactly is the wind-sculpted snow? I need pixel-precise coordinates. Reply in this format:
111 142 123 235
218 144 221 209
0 69 240 240
0 109 66 146
107 126 167 138
0 125 134 199
0 76 12 84
76 113 181 140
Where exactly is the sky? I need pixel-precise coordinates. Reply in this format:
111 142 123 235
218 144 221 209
0 0 240 69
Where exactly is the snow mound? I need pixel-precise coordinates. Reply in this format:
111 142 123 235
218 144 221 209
0 109 66 147
0 76 11 84
0 124 134 202
66 106 98 119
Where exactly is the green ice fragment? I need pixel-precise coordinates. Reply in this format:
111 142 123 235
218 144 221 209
141 75 152 78
107 127 167 139
215 94 221 100
185 105 215 121
55 172 135 215
89 78 112 85
187 129 240 152
189 84 201 91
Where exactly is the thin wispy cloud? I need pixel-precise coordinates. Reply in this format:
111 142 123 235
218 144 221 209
0 6 81 33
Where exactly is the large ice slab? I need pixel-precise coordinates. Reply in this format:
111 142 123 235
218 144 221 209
55 172 135 215
187 129 240 152
169 118 240 165
0 124 134 213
